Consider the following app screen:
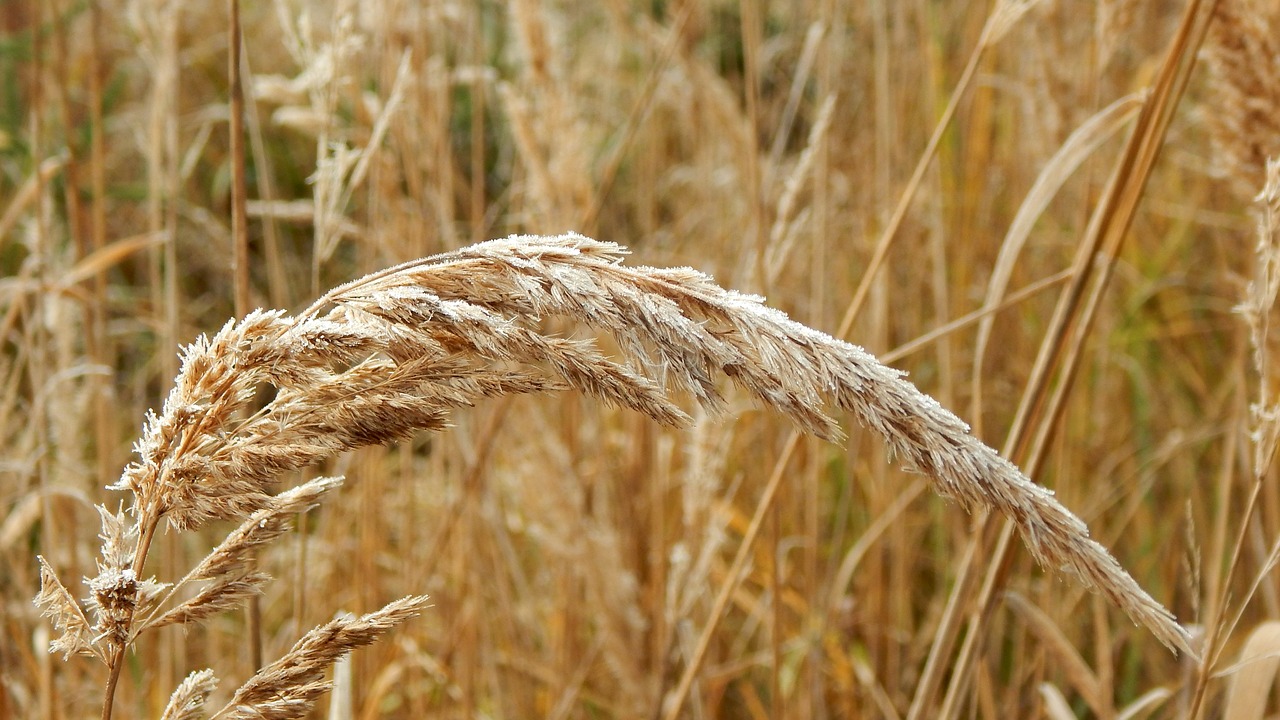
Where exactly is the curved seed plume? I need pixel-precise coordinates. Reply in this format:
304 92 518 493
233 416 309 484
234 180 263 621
110 232 1191 655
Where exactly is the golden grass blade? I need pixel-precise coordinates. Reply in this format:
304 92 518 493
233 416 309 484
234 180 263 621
1221 621 1280 720
54 233 164 291
924 0 1218 714
826 479 927 615
1116 687 1174 720
836 0 1037 338
971 92 1145 417
1006 591 1109 717
1190 158 1280 719
1037 683 1078 720
1 488 93 552
229 0 250 319
0 155 65 242
327 654 353 720
883 270 1071 365
579 3 697 233
848 648 903 720
765 93 836 285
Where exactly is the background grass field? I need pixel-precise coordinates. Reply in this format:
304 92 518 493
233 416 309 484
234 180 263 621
2 0 1278 717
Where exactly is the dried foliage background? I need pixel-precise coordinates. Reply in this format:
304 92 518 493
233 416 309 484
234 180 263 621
3 0 1280 718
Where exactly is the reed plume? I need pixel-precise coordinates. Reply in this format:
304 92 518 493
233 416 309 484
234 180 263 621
1204 0 1280 195
37 233 1192 718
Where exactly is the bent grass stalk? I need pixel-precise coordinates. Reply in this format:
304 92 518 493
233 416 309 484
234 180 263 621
36 234 1191 719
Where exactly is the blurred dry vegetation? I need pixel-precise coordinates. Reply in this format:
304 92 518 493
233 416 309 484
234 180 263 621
2 0 1280 717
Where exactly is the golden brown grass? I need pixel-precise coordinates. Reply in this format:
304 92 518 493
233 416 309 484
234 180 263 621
35 233 1192 717
5 0 1280 717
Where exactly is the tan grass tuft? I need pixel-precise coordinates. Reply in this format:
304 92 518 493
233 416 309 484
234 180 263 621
33 556 98 661
211 595 431 720
116 233 1187 653
38 233 1194 718
1204 0 1280 195
159 669 218 720
1221 620 1280 720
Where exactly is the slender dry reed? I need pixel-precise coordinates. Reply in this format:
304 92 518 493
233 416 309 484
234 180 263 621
35 233 1191 718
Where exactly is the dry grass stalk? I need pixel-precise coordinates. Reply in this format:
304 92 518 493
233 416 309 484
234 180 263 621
58 234 1190 632
1220 620 1280 720
1240 158 1280 470
1185 159 1280 718
921 4 1220 710
35 474 415 719
35 233 1194 716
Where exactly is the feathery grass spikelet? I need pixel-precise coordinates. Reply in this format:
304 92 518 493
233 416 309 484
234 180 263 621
1204 0 1280 195
212 595 431 720
34 556 98 661
101 232 1188 653
36 232 1194 718
159 669 217 720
